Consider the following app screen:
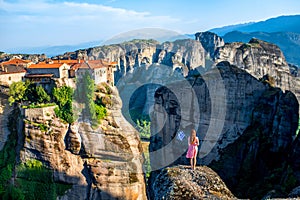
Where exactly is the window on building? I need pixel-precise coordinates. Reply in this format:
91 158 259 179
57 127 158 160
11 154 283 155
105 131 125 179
8 77 11 81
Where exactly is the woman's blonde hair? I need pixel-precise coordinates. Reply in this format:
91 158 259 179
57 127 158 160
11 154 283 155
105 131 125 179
190 129 196 144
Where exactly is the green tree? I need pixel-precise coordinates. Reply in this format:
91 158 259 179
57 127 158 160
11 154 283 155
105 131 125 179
95 104 107 121
52 86 73 107
25 83 50 104
8 81 27 105
36 85 50 103
74 71 108 126
52 86 74 123
136 120 151 139
75 71 97 124
83 72 97 122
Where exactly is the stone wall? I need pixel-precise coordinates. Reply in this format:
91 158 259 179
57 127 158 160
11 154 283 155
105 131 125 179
23 105 57 121
0 72 25 86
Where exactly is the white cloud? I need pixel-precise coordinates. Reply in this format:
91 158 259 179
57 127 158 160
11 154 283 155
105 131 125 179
0 0 181 49
64 2 150 17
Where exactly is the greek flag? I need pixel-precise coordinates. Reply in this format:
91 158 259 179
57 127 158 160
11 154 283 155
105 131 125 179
177 130 185 141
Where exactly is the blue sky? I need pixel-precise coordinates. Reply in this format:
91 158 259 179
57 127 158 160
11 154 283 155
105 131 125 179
0 0 300 50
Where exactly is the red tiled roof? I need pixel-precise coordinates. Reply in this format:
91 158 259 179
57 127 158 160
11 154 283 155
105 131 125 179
71 60 107 70
2 58 31 65
28 63 68 69
71 62 88 70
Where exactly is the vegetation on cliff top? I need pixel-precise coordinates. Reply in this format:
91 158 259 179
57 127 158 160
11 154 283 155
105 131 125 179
8 73 108 125
52 86 75 123
8 81 51 106
74 71 107 127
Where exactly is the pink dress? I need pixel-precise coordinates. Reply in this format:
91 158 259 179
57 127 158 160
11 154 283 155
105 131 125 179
186 136 199 158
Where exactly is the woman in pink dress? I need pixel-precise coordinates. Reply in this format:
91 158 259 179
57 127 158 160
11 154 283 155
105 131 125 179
186 129 199 170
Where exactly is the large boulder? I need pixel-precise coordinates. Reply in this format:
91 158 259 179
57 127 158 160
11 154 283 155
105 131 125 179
149 165 236 200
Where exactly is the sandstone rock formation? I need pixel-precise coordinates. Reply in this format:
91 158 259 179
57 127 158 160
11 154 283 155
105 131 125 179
149 165 236 200
16 83 147 200
54 33 300 115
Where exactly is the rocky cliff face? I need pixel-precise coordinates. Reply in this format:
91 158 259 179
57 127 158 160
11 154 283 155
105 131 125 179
213 38 300 116
0 94 12 150
17 84 147 200
149 165 236 200
195 32 225 59
150 62 269 167
214 38 294 90
209 86 299 199
223 31 300 67
55 34 300 100
55 33 300 113
55 39 206 80
149 62 299 199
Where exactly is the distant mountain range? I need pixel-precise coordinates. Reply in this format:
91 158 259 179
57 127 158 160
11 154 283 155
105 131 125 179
3 41 103 57
209 15 300 36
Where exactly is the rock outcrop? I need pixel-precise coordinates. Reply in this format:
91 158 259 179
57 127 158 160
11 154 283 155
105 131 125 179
222 30 300 67
214 38 297 91
18 84 147 200
195 32 225 58
149 165 236 200
213 38 300 117
150 62 269 167
149 62 299 199
209 86 299 199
